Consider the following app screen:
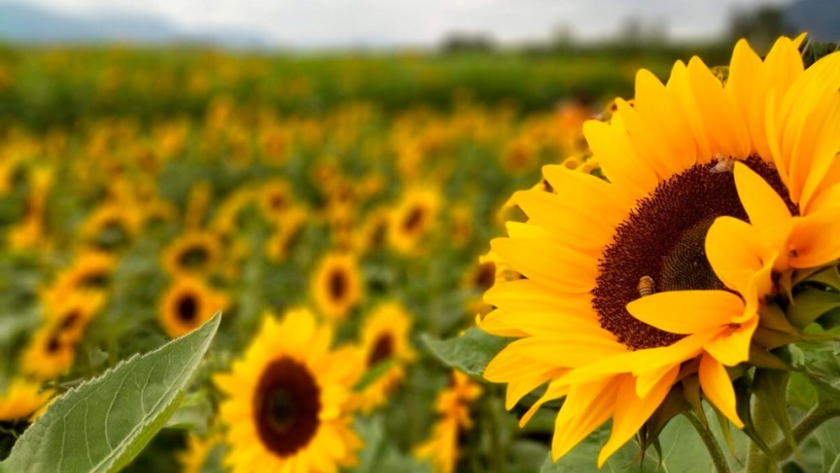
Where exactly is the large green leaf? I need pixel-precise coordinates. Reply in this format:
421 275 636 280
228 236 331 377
422 327 509 376
0 313 221 473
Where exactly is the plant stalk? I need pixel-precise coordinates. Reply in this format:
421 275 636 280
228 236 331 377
685 412 731 473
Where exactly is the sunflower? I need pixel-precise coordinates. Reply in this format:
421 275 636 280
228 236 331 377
480 35 840 466
414 371 482 473
42 251 116 306
354 302 416 413
214 309 363 473
159 276 229 338
387 186 441 255
43 290 106 343
0 379 53 422
463 259 499 318
264 205 307 263
257 179 295 222
162 231 223 278
20 323 78 380
79 202 142 252
311 252 363 321
178 433 221 473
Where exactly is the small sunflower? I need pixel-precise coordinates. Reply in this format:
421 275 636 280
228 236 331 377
387 186 441 255
311 252 363 321
178 433 221 473
0 379 53 423
257 179 295 222
42 251 116 306
414 371 482 473
159 276 229 338
463 259 499 318
480 35 840 466
79 202 142 252
354 302 416 413
20 323 77 380
43 290 106 343
162 231 223 278
214 309 363 473
264 205 307 263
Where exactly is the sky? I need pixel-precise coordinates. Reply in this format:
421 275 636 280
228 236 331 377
17 0 793 48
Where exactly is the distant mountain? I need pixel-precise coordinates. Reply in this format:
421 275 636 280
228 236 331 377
786 0 840 42
0 2 269 48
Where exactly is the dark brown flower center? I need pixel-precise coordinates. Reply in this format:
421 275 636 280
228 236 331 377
592 156 798 350
328 269 348 301
59 311 82 331
367 333 394 367
178 245 210 269
254 357 321 457
176 294 199 322
474 262 497 291
402 206 425 232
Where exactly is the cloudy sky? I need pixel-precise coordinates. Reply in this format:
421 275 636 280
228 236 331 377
18 0 792 47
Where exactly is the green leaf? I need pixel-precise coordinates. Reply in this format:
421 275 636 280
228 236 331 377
793 417 840 473
0 313 221 473
354 358 397 392
422 327 509 376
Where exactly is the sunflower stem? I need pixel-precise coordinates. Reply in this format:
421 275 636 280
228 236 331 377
685 412 731 473
768 405 840 465
745 399 779 473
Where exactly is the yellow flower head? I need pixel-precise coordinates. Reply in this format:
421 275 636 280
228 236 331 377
310 252 363 321
214 309 363 473
354 301 416 413
481 35 840 466
159 276 229 338
387 186 441 255
0 379 54 422
161 231 223 278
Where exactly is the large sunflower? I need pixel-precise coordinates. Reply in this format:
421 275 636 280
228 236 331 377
354 302 416 413
480 35 840 465
311 252 363 321
214 309 363 473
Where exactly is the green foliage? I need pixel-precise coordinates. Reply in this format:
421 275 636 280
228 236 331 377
422 327 510 376
0 313 221 473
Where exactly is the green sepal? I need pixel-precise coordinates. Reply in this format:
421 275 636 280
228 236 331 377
734 380 775 461
751 369 799 460
748 344 792 371
681 375 708 426
753 326 800 350
712 406 741 464
640 383 690 453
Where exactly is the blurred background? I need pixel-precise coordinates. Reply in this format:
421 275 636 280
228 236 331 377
0 2 837 472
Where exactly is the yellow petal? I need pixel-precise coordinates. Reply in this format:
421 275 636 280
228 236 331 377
491 236 597 292
626 290 745 334
733 162 792 229
634 69 697 170
688 56 751 158
726 39 763 145
667 61 712 161
598 367 678 466
698 353 744 428
789 209 840 268
706 216 763 294
551 377 622 461
703 316 759 366
582 119 659 199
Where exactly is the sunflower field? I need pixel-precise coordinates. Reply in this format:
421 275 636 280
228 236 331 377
1 35 840 473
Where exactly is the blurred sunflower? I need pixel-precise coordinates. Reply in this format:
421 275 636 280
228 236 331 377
79 202 142 252
387 186 441 255
480 35 840 465
414 371 482 473
43 290 106 342
264 205 307 263
354 302 416 413
20 323 77 380
42 251 116 305
463 259 498 317
0 379 53 422
311 252 363 321
162 231 223 278
257 178 295 222
159 276 229 338
214 309 363 473
178 433 221 473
